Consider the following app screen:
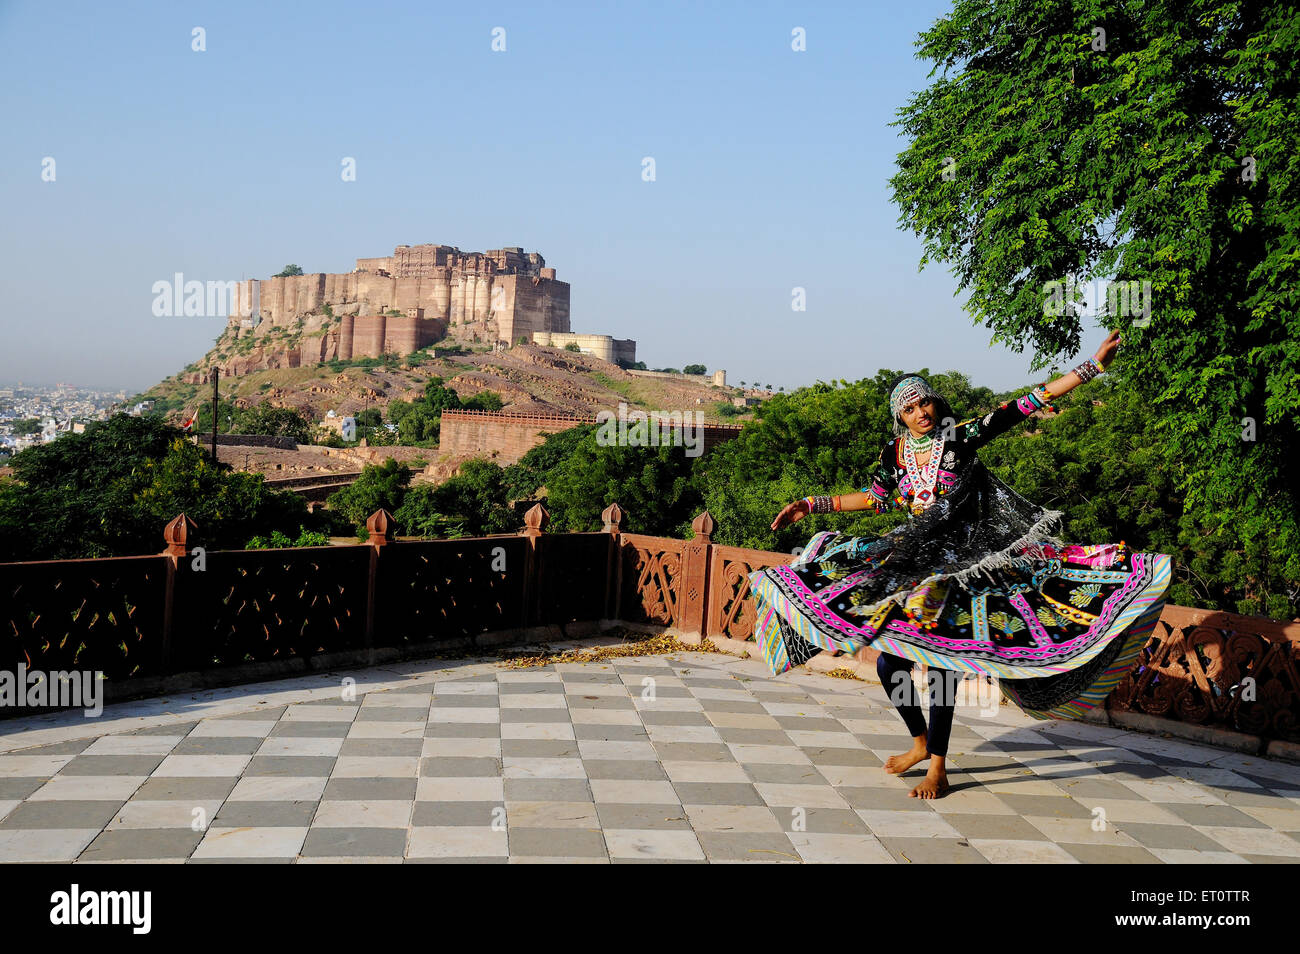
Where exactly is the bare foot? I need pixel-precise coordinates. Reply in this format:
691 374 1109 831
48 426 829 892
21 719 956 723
909 764 950 799
884 741 930 775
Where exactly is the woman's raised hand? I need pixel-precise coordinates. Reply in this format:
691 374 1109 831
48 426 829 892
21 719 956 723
1095 329 1122 367
771 499 810 531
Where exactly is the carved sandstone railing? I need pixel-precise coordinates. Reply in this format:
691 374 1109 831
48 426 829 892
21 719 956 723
1 504 1296 743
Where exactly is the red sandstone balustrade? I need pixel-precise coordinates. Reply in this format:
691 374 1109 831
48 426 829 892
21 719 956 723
3 505 1298 745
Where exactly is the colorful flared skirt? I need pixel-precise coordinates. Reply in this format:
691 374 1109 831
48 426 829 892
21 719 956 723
749 531 1171 721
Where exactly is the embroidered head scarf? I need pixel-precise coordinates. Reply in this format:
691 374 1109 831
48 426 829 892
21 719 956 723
890 376 940 437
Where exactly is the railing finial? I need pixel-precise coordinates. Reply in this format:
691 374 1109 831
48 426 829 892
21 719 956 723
523 502 550 536
691 510 715 543
163 513 197 557
366 509 396 546
601 502 625 534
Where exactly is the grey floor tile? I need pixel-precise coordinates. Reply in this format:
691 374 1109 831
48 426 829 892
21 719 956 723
508 827 607 857
775 717 844 732
1112 822 1228 851
172 737 264 755
56 754 166 776
880 837 989 864
566 696 635 710
424 723 501 739
717 729 793 746
1060 842 1161 864
652 743 733 763
502 740 580 759
411 801 503 827
339 738 424 757
80 828 204 861
354 708 428 723
0 778 50 799
499 709 572 724
1 799 125 829
744 763 825 785
994 794 1094 818
245 756 338 777
595 803 691 830
431 696 499 708
214 707 287 720
301 827 407 856
420 757 501 778
132 777 237 800
127 722 200 736
672 782 764 806
268 721 355 738
503 779 592 802
3 739 95 756
582 759 668 781
941 812 1049 841
802 746 879 767
573 725 650 742
772 806 871 836
696 831 803 862
1160 803 1270 829
324 778 417 800
639 711 710 726
213 800 319 827
1051 777 1149 800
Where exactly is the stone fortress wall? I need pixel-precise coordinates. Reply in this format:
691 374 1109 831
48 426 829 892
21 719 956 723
531 332 637 365
227 244 574 366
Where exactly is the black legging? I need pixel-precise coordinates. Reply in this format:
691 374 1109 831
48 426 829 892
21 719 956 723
875 652 961 758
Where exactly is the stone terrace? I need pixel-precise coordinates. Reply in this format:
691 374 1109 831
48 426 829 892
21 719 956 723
3 646 1298 864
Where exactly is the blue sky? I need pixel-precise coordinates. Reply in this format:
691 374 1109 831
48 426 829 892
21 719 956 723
0 0 1107 393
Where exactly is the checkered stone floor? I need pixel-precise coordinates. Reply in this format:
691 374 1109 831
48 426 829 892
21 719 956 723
2 651 1300 863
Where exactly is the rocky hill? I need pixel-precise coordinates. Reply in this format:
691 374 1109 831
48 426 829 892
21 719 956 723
137 340 757 432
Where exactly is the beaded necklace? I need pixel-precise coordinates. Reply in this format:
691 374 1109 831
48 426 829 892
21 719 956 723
907 431 935 454
901 431 945 513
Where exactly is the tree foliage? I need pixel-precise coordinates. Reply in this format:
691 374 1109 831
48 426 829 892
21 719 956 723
325 459 412 529
0 414 312 560
888 0 1299 613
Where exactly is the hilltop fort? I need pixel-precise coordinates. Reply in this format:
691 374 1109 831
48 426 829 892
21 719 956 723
198 243 635 380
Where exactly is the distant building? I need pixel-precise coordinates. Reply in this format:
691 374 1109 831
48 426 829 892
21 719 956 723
531 332 636 365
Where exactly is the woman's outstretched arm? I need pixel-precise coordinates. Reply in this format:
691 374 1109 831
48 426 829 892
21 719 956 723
1036 330 1122 401
959 330 1122 449
770 491 882 530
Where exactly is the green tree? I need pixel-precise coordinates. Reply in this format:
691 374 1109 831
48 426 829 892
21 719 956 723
247 526 331 549
272 264 304 277
684 364 707 375
235 402 313 444
889 0 1300 609
545 439 702 536
0 415 312 560
396 458 515 538
397 405 441 445
461 391 504 412
325 459 413 530
501 425 600 501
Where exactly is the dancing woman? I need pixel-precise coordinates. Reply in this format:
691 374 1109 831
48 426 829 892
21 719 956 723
750 331 1171 798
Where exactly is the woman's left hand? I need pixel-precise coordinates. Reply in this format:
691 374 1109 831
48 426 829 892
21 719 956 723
1095 329 1121 368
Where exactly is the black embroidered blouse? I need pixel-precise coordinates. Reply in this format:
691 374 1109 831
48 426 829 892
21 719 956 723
861 390 1049 516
